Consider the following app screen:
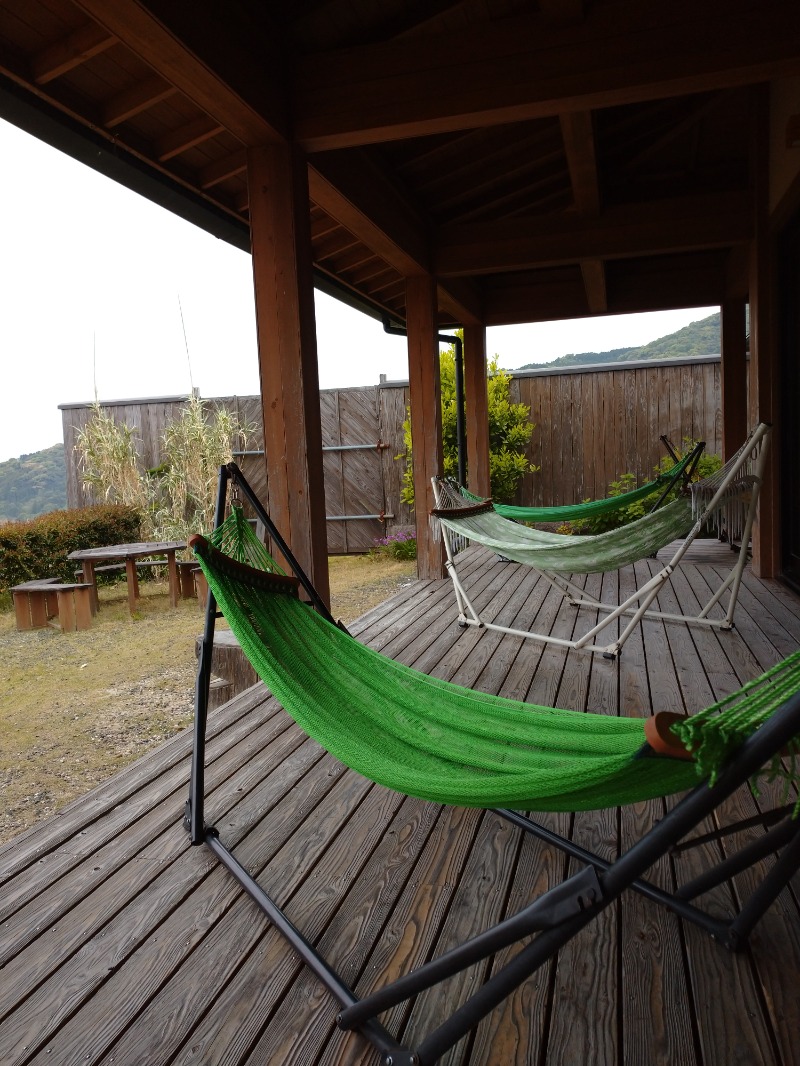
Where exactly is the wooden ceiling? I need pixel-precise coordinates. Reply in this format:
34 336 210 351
1 0 798 329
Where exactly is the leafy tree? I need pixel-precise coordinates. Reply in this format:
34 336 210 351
399 338 537 506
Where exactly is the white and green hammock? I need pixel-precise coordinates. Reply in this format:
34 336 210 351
431 423 771 658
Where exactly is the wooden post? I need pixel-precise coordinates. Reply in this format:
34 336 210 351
720 297 748 462
463 324 490 498
247 143 330 606
406 275 445 580
748 86 777 578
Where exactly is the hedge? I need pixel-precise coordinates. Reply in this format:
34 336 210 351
0 505 141 593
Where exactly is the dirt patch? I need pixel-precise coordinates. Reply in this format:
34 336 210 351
0 555 416 845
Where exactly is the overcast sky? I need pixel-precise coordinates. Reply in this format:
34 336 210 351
0 117 717 463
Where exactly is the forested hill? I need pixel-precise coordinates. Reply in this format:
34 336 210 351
515 311 721 370
0 444 67 522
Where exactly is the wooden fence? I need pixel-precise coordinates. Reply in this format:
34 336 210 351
60 387 415 553
512 354 722 512
60 354 721 552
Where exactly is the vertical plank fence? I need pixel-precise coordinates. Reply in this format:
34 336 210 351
60 355 721 552
512 355 721 510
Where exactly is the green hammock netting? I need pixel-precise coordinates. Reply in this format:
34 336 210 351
460 447 700 524
193 511 800 813
433 494 695 574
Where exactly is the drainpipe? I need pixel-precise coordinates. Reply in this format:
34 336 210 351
383 316 467 486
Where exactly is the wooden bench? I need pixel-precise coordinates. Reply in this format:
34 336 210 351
73 559 166 581
12 578 96 632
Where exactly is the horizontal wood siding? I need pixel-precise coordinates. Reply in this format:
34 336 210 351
60 358 720 547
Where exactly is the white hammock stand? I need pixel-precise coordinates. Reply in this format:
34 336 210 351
431 422 772 659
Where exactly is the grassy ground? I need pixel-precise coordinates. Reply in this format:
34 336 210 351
0 554 416 845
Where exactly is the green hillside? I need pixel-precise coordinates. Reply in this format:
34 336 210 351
0 444 67 522
515 311 721 370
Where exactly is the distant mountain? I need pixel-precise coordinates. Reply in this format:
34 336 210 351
0 444 67 522
515 311 721 370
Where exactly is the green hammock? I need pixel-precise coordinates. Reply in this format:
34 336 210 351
433 493 695 573
191 510 800 814
460 441 703 524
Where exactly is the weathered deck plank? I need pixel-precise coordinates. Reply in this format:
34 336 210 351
1 543 799 1066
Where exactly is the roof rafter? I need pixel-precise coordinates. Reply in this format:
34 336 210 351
308 150 430 277
31 22 116 84
308 149 482 324
103 75 176 126
71 0 287 144
155 116 225 162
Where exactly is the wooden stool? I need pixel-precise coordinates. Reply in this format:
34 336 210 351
176 560 200 599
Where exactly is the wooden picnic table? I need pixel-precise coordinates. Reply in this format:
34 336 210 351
67 541 186 615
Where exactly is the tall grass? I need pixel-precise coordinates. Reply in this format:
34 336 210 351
75 395 249 544
75 402 151 517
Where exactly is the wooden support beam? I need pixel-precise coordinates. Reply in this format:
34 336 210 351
436 191 753 276
32 22 115 84
720 297 748 462
580 260 608 314
247 144 330 605
103 76 177 126
748 86 777 578
406 275 445 580
559 105 604 318
560 111 599 216
482 253 728 325
437 278 483 328
463 325 490 498
294 0 800 149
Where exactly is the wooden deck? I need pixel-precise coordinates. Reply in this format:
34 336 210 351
2 542 800 1066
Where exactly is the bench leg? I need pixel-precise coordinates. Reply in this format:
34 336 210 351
125 558 140 615
57 587 93 632
13 591 34 630
13 589 57 630
194 570 209 610
167 551 179 608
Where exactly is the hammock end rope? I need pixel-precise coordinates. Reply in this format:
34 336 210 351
671 651 800 814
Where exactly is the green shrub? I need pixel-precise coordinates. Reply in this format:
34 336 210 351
399 338 537 507
0 504 141 593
